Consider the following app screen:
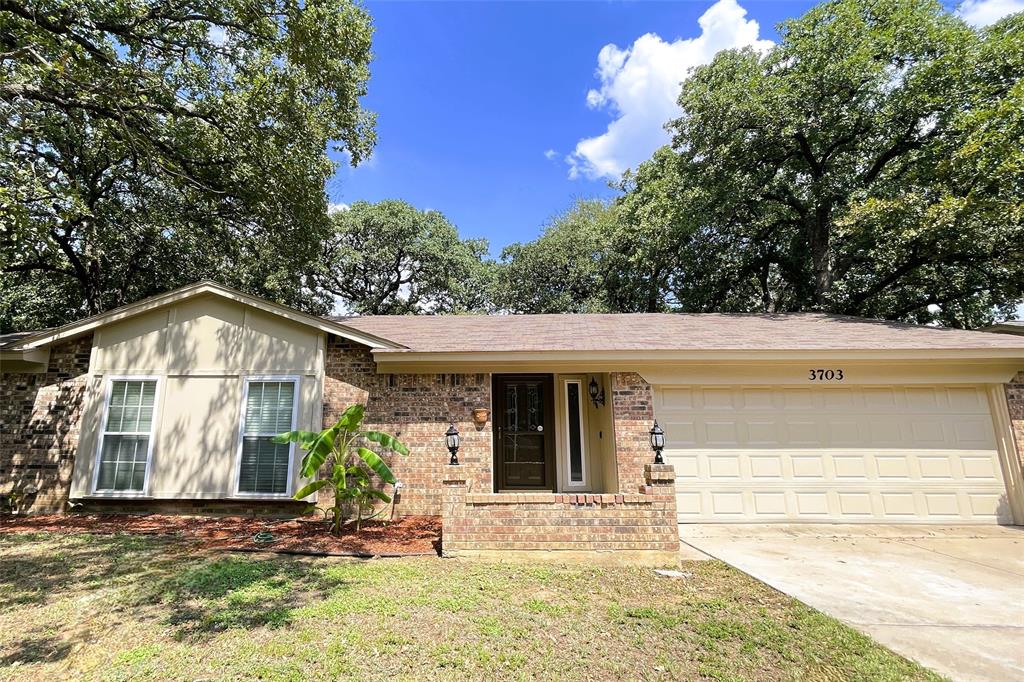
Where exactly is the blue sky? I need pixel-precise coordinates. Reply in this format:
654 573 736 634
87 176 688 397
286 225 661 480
327 0 1018 258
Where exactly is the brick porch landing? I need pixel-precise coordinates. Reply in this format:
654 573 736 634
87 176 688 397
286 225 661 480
440 464 680 565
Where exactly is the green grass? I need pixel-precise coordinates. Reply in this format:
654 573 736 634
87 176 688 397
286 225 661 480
0 532 942 681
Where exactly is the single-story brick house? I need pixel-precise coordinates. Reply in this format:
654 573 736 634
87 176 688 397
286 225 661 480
3 281 1023 564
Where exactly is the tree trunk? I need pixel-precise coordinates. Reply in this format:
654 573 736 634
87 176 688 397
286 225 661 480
807 204 833 308
644 266 662 312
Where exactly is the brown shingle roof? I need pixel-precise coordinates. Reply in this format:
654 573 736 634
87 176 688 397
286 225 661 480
330 313 1024 353
0 331 40 350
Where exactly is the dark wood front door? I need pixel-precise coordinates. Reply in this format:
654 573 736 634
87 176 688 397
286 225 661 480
493 374 555 491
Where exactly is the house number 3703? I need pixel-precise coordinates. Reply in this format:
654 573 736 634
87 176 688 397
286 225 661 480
808 369 844 381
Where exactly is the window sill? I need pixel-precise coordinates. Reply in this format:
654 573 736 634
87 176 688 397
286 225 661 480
231 493 298 500
82 493 153 499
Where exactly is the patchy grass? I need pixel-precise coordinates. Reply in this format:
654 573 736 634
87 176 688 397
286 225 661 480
0 533 941 681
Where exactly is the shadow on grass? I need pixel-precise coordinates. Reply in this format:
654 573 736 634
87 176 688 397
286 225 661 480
0 533 180 610
140 554 361 641
1 532 419 646
0 635 72 666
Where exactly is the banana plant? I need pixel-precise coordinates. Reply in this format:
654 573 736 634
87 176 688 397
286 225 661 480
273 404 409 534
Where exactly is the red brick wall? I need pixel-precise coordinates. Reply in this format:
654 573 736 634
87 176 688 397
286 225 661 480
441 464 679 561
1007 370 1024 470
0 336 92 513
323 337 492 516
611 372 656 493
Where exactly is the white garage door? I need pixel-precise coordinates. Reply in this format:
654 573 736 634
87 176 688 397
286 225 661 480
654 385 1011 524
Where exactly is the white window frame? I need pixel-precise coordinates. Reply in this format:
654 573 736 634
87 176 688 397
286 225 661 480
90 375 162 497
562 378 588 489
233 375 300 498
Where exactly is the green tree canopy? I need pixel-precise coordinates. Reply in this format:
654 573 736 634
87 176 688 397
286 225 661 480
0 0 376 331
494 199 616 314
623 0 1023 326
320 200 493 315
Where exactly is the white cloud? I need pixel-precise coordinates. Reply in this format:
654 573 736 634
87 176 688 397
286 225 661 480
543 149 559 161
567 0 773 180
957 0 1024 26
328 202 350 214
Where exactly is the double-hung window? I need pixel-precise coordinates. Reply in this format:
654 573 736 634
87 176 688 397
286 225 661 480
237 377 298 496
94 378 159 493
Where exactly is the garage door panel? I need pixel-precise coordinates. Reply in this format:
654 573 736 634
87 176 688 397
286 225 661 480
783 390 815 409
968 494 1004 517
742 388 775 409
750 455 783 478
746 420 778 444
834 455 868 478
752 492 787 515
707 456 741 478
791 456 825 478
880 493 916 516
705 421 740 444
702 388 735 409
961 456 1000 480
918 456 954 479
924 493 960 516
656 385 1010 524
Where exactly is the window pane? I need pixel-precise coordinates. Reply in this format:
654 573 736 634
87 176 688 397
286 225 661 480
106 381 128 432
245 381 295 434
567 383 584 483
97 435 149 491
106 380 156 433
238 437 290 494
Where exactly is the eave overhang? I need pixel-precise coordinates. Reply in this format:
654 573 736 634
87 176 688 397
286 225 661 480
370 348 1024 384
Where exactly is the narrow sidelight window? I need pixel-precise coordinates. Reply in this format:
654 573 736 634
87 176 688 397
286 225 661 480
95 378 159 493
565 380 586 486
237 378 297 495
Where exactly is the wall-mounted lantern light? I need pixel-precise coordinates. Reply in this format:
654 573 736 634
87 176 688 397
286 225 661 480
588 376 605 408
649 420 665 465
445 423 461 465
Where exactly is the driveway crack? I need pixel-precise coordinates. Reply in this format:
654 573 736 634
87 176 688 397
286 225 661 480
890 539 1024 579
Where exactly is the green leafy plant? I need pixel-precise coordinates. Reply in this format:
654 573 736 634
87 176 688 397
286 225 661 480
273 404 408 534
0 490 22 515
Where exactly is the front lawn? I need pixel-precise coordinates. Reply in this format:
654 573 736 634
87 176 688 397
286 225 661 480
0 533 939 681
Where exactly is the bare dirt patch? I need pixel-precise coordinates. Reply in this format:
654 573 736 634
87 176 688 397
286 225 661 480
0 513 441 556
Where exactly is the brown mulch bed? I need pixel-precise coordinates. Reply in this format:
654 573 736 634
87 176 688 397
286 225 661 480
0 513 442 557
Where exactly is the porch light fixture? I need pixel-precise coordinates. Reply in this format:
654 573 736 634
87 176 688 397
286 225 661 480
445 423 461 465
588 376 605 408
650 420 666 465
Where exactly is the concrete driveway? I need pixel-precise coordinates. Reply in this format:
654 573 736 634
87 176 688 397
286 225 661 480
681 524 1024 681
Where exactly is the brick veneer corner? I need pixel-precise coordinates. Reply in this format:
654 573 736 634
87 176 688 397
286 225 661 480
323 337 492 516
0 336 92 513
1006 370 1024 470
611 372 656 494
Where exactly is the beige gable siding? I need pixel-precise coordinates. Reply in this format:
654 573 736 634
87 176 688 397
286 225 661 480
70 295 324 500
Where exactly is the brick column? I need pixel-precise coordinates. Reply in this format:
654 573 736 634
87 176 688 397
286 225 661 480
611 372 656 494
644 463 680 553
440 469 468 557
